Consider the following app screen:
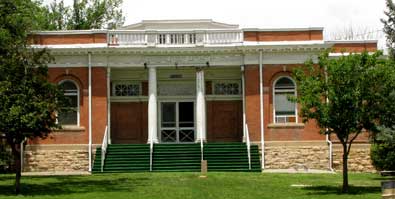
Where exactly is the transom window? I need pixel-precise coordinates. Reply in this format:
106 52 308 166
113 82 141 96
214 81 241 95
273 77 297 123
58 80 79 126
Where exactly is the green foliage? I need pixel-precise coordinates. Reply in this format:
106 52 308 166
370 126 395 171
39 0 125 30
293 51 392 139
382 0 395 60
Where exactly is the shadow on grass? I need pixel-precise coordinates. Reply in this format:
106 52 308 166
303 185 381 195
0 175 150 196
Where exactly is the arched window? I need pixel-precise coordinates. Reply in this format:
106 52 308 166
273 77 297 123
59 80 79 126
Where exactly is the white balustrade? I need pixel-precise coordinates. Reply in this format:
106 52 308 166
108 30 242 46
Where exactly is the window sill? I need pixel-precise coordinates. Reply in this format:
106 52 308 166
267 123 305 129
53 126 85 133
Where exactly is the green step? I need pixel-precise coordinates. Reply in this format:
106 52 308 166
93 143 261 173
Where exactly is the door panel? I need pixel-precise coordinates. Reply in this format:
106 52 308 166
207 101 242 142
111 102 147 144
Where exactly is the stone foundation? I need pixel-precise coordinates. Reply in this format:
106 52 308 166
23 144 96 172
260 141 376 172
332 143 375 173
264 141 329 170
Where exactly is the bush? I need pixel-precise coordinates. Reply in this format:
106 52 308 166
370 126 395 171
0 138 13 173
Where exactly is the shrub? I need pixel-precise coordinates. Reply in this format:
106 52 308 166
370 126 395 171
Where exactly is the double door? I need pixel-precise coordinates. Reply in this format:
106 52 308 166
159 101 195 143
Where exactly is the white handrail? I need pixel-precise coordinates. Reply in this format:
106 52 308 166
200 134 204 162
245 124 251 170
149 139 153 171
101 126 108 173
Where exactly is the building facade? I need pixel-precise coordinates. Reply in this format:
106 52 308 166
24 19 377 172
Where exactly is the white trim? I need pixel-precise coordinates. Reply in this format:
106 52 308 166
58 79 80 127
106 67 111 144
326 40 378 44
110 96 148 102
88 52 92 173
33 29 108 35
242 27 324 32
259 50 265 169
206 95 242 101
272 76 298 124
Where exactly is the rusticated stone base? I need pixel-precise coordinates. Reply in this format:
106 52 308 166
263 141 329 170
23 144 96 172
332 143 375 173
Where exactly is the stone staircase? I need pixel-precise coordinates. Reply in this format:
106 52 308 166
92 143 261 173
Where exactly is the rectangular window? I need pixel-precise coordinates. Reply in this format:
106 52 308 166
274 92 296 123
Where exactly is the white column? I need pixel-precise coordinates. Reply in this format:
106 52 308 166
106 67 111 144
241 65 246 142
196 68 206 142
148 66 158 143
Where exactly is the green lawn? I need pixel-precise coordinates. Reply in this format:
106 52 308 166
0 172 383 199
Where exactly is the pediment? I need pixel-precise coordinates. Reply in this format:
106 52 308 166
121 19 239 30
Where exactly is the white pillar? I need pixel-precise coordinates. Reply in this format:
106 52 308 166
241 65 246 142
106 67 111 144
148 66 158 143
196 68 206 142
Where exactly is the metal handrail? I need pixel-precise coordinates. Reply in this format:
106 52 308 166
101 126 108 173
149 139 153 171
245 124 251 170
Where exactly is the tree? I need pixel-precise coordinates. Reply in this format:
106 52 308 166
327 25 382 41
293 51 394 193
0 0 65 194
40 0 125 30
382 0 395 60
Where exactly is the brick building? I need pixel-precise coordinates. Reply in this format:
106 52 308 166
24 19 377 173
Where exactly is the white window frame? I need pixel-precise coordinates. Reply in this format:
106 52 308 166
59 79 80 126
273 76 298 124
112 81 142 97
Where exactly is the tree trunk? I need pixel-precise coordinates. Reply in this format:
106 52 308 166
342 142 349 193
10 143 21 195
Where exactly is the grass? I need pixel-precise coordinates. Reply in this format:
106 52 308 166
0 172 384 199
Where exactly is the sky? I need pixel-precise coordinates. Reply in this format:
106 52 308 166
44 0 388 49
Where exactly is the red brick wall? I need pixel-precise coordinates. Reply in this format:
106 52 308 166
245 64 325 142
30 33 107 45
244 30 323 42
29 67 108 145
332 42 377 53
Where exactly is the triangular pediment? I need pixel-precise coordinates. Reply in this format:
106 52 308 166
121 19 239 30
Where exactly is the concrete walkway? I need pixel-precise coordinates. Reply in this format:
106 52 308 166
22 171 91 176
262 169 336 174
